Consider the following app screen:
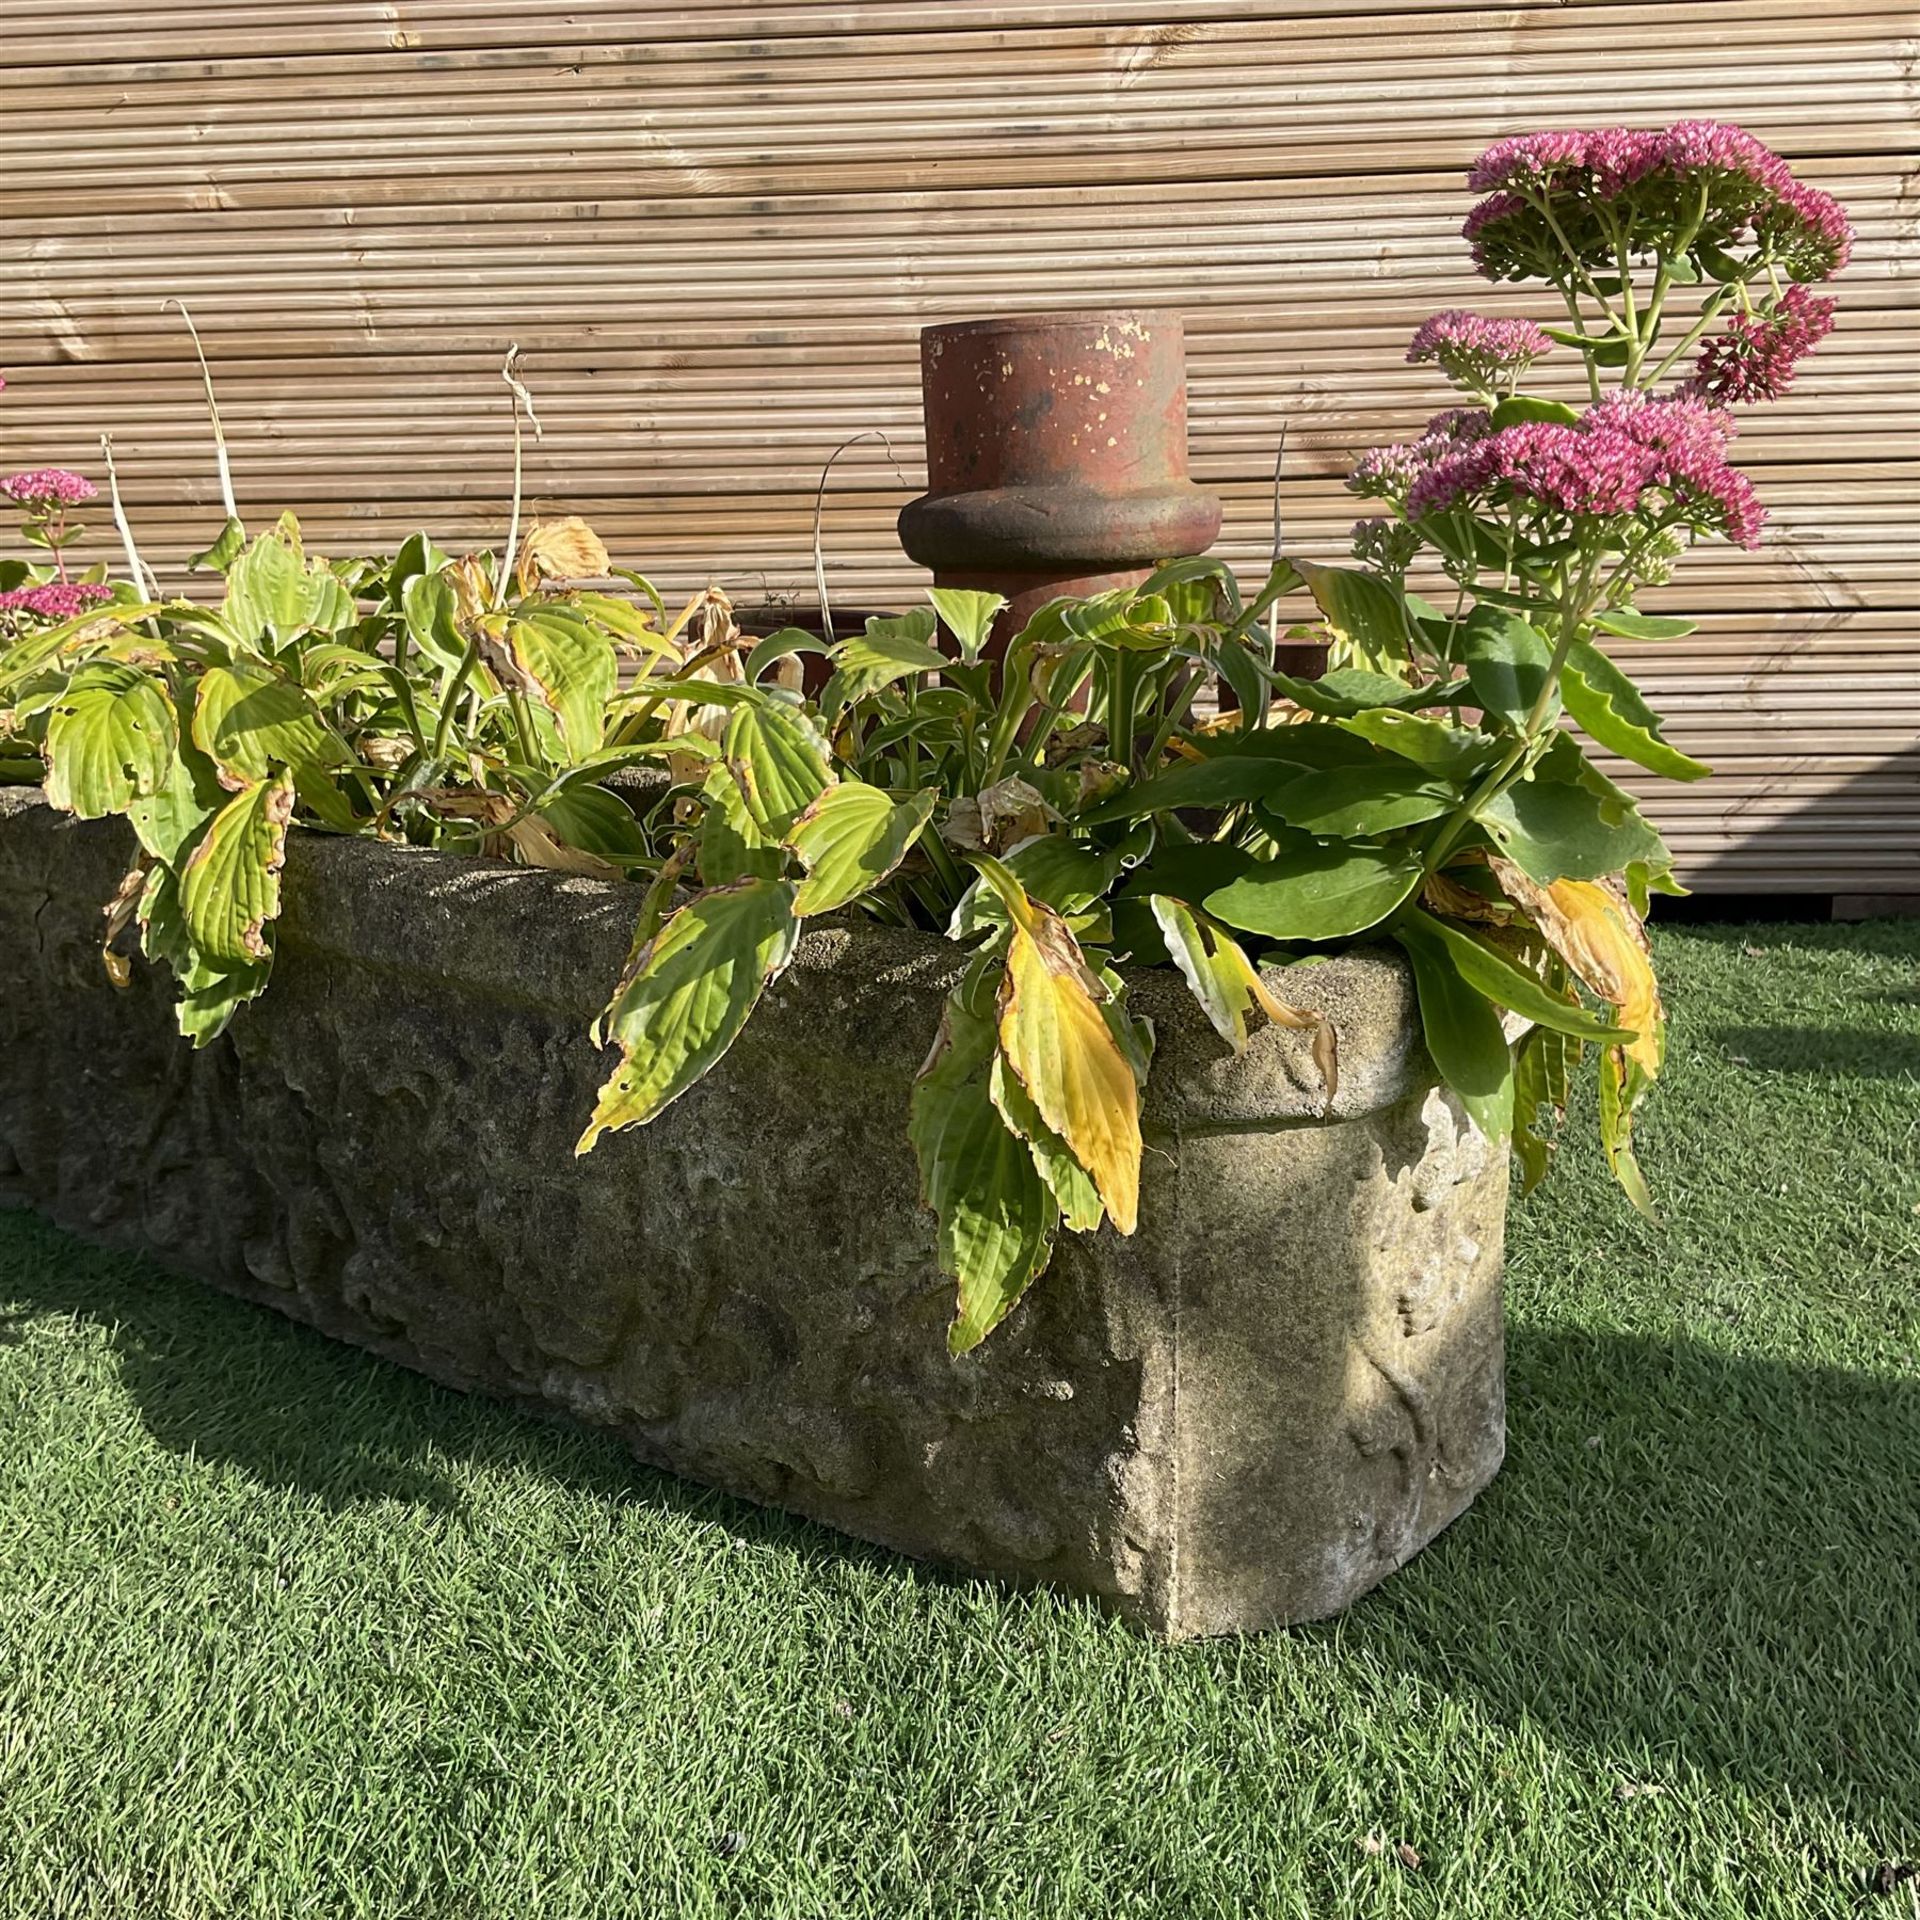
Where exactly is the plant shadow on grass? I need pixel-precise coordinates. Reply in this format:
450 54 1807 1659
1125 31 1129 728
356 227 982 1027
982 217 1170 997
1710 1025 1920 1079
3 1207 1917 1841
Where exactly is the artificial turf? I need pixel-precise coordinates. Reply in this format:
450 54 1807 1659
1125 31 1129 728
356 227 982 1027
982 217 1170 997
1 919 1916 1919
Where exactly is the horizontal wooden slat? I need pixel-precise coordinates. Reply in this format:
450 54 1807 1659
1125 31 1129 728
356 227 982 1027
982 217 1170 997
4 0 1915 892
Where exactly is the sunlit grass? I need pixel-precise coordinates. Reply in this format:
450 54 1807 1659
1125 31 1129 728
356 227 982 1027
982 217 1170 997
2 919 1916 1918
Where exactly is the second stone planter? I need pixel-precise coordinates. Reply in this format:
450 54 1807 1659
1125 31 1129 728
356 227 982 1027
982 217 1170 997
0 792 1506 1638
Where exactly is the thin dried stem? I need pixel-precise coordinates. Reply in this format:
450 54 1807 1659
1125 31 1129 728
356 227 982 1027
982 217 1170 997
164 299 237 524
499 344 544 608
98 434 160 599
811 429 912 648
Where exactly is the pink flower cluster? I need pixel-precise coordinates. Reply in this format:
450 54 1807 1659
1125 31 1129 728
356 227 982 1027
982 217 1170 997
1400 396 1765 550
1756 181 1854 280
0 581 113 620
1462 120 1852 284
1348 407 1494 502
1687 285 1837 406
1407 311 1553 390
1 468 98 508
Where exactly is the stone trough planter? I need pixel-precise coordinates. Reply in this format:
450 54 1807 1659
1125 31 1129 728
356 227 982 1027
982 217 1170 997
0 790 1507 1638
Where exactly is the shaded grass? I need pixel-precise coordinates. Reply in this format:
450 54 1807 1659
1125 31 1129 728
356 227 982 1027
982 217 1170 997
2 920 1917 1919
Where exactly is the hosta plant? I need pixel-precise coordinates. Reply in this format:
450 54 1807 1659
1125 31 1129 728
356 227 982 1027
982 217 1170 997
0 120 1849 1352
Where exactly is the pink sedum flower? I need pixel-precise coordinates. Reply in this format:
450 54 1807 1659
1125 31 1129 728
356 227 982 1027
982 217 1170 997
0 581 113 619
1756 180 1854 280
1407 311 1553 389
1347 406 1494 502
1402 401 1766 551
1586 391 1738 460
1467 130 1591 194
1686 285 1837 405
1659 119 1792 196
1 467 98 508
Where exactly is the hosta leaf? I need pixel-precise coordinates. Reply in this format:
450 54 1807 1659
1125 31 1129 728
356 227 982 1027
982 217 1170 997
821 609 945 712
1216 723 1392 772
1392 913 1514 1143
578 875 800 1152
1294 560 1413 676
697 762 785 887
1203 841 1423 943
221 518 341 647
186 515 247 576
1489 861 1665 1079
996 900 1142 1235
1457 605 1556 728
179 772 295 971
722 696 833 834
401 572 469 673
535 784 651 868
1512 1024 1579 1196
1264 764 1456 838
127 724 224 866
785 778 936 916
1267 667 1467 717
743 626 828 686
1148 895 1337 1102
1400 908 1635 1043
910 993 1058 1354
950 836 1122 939
927 588 1007 665
509 611 617 759
1561 641 1711 782
989 1052 1104 1233
42 662 176 818
1481 733 1669 882
139 864 273 1046
194 662 351 782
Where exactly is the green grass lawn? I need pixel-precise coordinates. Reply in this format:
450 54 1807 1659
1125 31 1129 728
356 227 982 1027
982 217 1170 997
2 920 1916 1920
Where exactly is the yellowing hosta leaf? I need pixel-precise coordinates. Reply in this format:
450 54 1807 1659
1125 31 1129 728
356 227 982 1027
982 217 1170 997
723 697 833 835
517 515 611 583
989 1052 1104 1233
179 772 295 971
909 994 1058 1354
577 875 799 1153
1401 908 1637 1046
194 661 352 784
1149 896 1338 1105
508 611 617 759
785 779 936 916
997 905 1141 1236
1294 560 1413 678
42 662 176 818
1490 860 1664 1078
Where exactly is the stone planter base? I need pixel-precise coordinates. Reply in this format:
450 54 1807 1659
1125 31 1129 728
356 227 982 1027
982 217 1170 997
0 792 1505 1637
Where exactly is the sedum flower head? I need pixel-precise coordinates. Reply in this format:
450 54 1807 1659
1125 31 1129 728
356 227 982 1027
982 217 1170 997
0 581 113 619
1406 311 1553 390
1686 285 1837 406
1 467 98 508
1402 399 1766 551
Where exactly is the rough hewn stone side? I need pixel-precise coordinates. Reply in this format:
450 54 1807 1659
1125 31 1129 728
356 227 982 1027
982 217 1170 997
0 792 1505 1635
